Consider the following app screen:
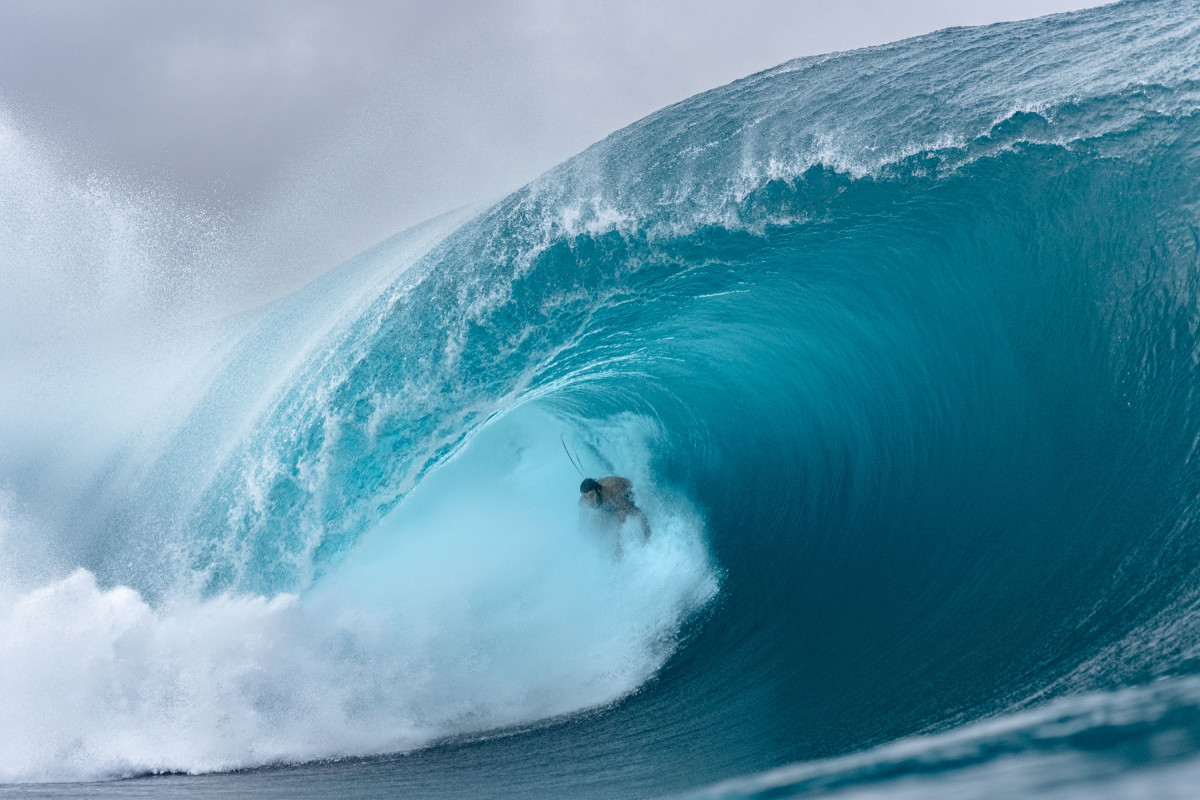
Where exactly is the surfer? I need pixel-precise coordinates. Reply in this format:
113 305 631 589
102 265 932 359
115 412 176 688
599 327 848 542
579 476 651 556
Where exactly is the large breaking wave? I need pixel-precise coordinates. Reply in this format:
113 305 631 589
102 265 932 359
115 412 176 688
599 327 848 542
3 1 1200 797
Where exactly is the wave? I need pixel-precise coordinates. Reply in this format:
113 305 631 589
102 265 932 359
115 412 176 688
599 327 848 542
2 0 1200 796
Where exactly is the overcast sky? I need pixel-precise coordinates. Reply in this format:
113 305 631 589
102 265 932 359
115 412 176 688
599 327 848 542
0 0 1107 294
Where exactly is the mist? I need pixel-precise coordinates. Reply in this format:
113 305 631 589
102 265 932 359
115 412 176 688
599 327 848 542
1 0 1105 304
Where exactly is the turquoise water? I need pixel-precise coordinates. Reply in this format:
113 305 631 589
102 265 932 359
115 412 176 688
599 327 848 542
3 1 1200 797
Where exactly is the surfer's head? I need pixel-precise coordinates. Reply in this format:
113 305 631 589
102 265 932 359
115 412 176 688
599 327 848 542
580 478 602 506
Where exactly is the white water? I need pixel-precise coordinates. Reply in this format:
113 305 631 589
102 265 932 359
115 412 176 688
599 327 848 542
0 294 718 784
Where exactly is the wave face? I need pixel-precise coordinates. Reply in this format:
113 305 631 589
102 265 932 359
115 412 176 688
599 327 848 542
4 1 1200 797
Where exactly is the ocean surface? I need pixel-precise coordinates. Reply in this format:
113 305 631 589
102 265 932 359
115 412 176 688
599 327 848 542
3 1 1200 797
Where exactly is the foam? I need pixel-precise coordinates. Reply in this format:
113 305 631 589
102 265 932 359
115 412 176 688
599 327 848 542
0 406 718 782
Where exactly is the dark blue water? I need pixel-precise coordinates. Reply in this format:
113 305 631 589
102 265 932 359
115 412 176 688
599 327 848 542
3 1 1200 797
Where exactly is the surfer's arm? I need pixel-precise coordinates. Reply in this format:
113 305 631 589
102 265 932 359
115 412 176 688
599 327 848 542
631 507 651 539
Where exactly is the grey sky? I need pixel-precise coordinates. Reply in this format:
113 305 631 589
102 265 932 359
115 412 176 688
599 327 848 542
0 0 1106 297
